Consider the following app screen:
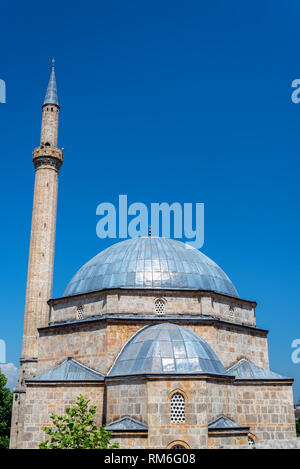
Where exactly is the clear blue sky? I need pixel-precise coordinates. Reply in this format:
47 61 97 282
0 0 299 399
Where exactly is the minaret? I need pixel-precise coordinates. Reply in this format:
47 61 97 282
10 60 63 449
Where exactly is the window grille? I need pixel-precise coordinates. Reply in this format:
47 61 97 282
77 305 84 320
170 392 185 423
155 299 165 315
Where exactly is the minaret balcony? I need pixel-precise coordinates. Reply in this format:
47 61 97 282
32 146 63 171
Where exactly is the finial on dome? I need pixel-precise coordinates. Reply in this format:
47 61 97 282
43 59 59 107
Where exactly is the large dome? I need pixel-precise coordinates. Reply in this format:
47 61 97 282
63 237 238 298
109 323 226 376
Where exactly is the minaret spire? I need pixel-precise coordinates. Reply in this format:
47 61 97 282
10 61 64 449
43 58 59 106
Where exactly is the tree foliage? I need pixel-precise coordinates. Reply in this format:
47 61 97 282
297 417 300 438
39 395 119 449
0 369 13 449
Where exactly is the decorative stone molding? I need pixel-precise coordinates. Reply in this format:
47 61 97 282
168 388 188 400
167 440 190 449
33 156 62 171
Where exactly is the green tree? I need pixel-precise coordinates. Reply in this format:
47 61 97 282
0 369 13 449
296 418 300 438
39 395 119 449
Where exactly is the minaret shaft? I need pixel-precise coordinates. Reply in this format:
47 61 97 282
21 164 59 358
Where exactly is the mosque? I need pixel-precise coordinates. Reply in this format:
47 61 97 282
10 62 297 449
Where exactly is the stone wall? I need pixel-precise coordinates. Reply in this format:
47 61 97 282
106 379 148 426
190 324 269 369
206 380 236 424
50 293 107 324
207 433 248 449
22 383 104 449
234 382 296 441
147 378 208 449
110 434 148 449
37 322 107 375
118 291 202 316
254 438 300 449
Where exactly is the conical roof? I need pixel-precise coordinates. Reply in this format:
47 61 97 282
43 59 59 106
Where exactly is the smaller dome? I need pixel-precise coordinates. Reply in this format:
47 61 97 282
109 323 226 376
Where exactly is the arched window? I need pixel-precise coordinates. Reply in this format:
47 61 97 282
170 391 185 423
154 298 166 315
167 440 190 449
